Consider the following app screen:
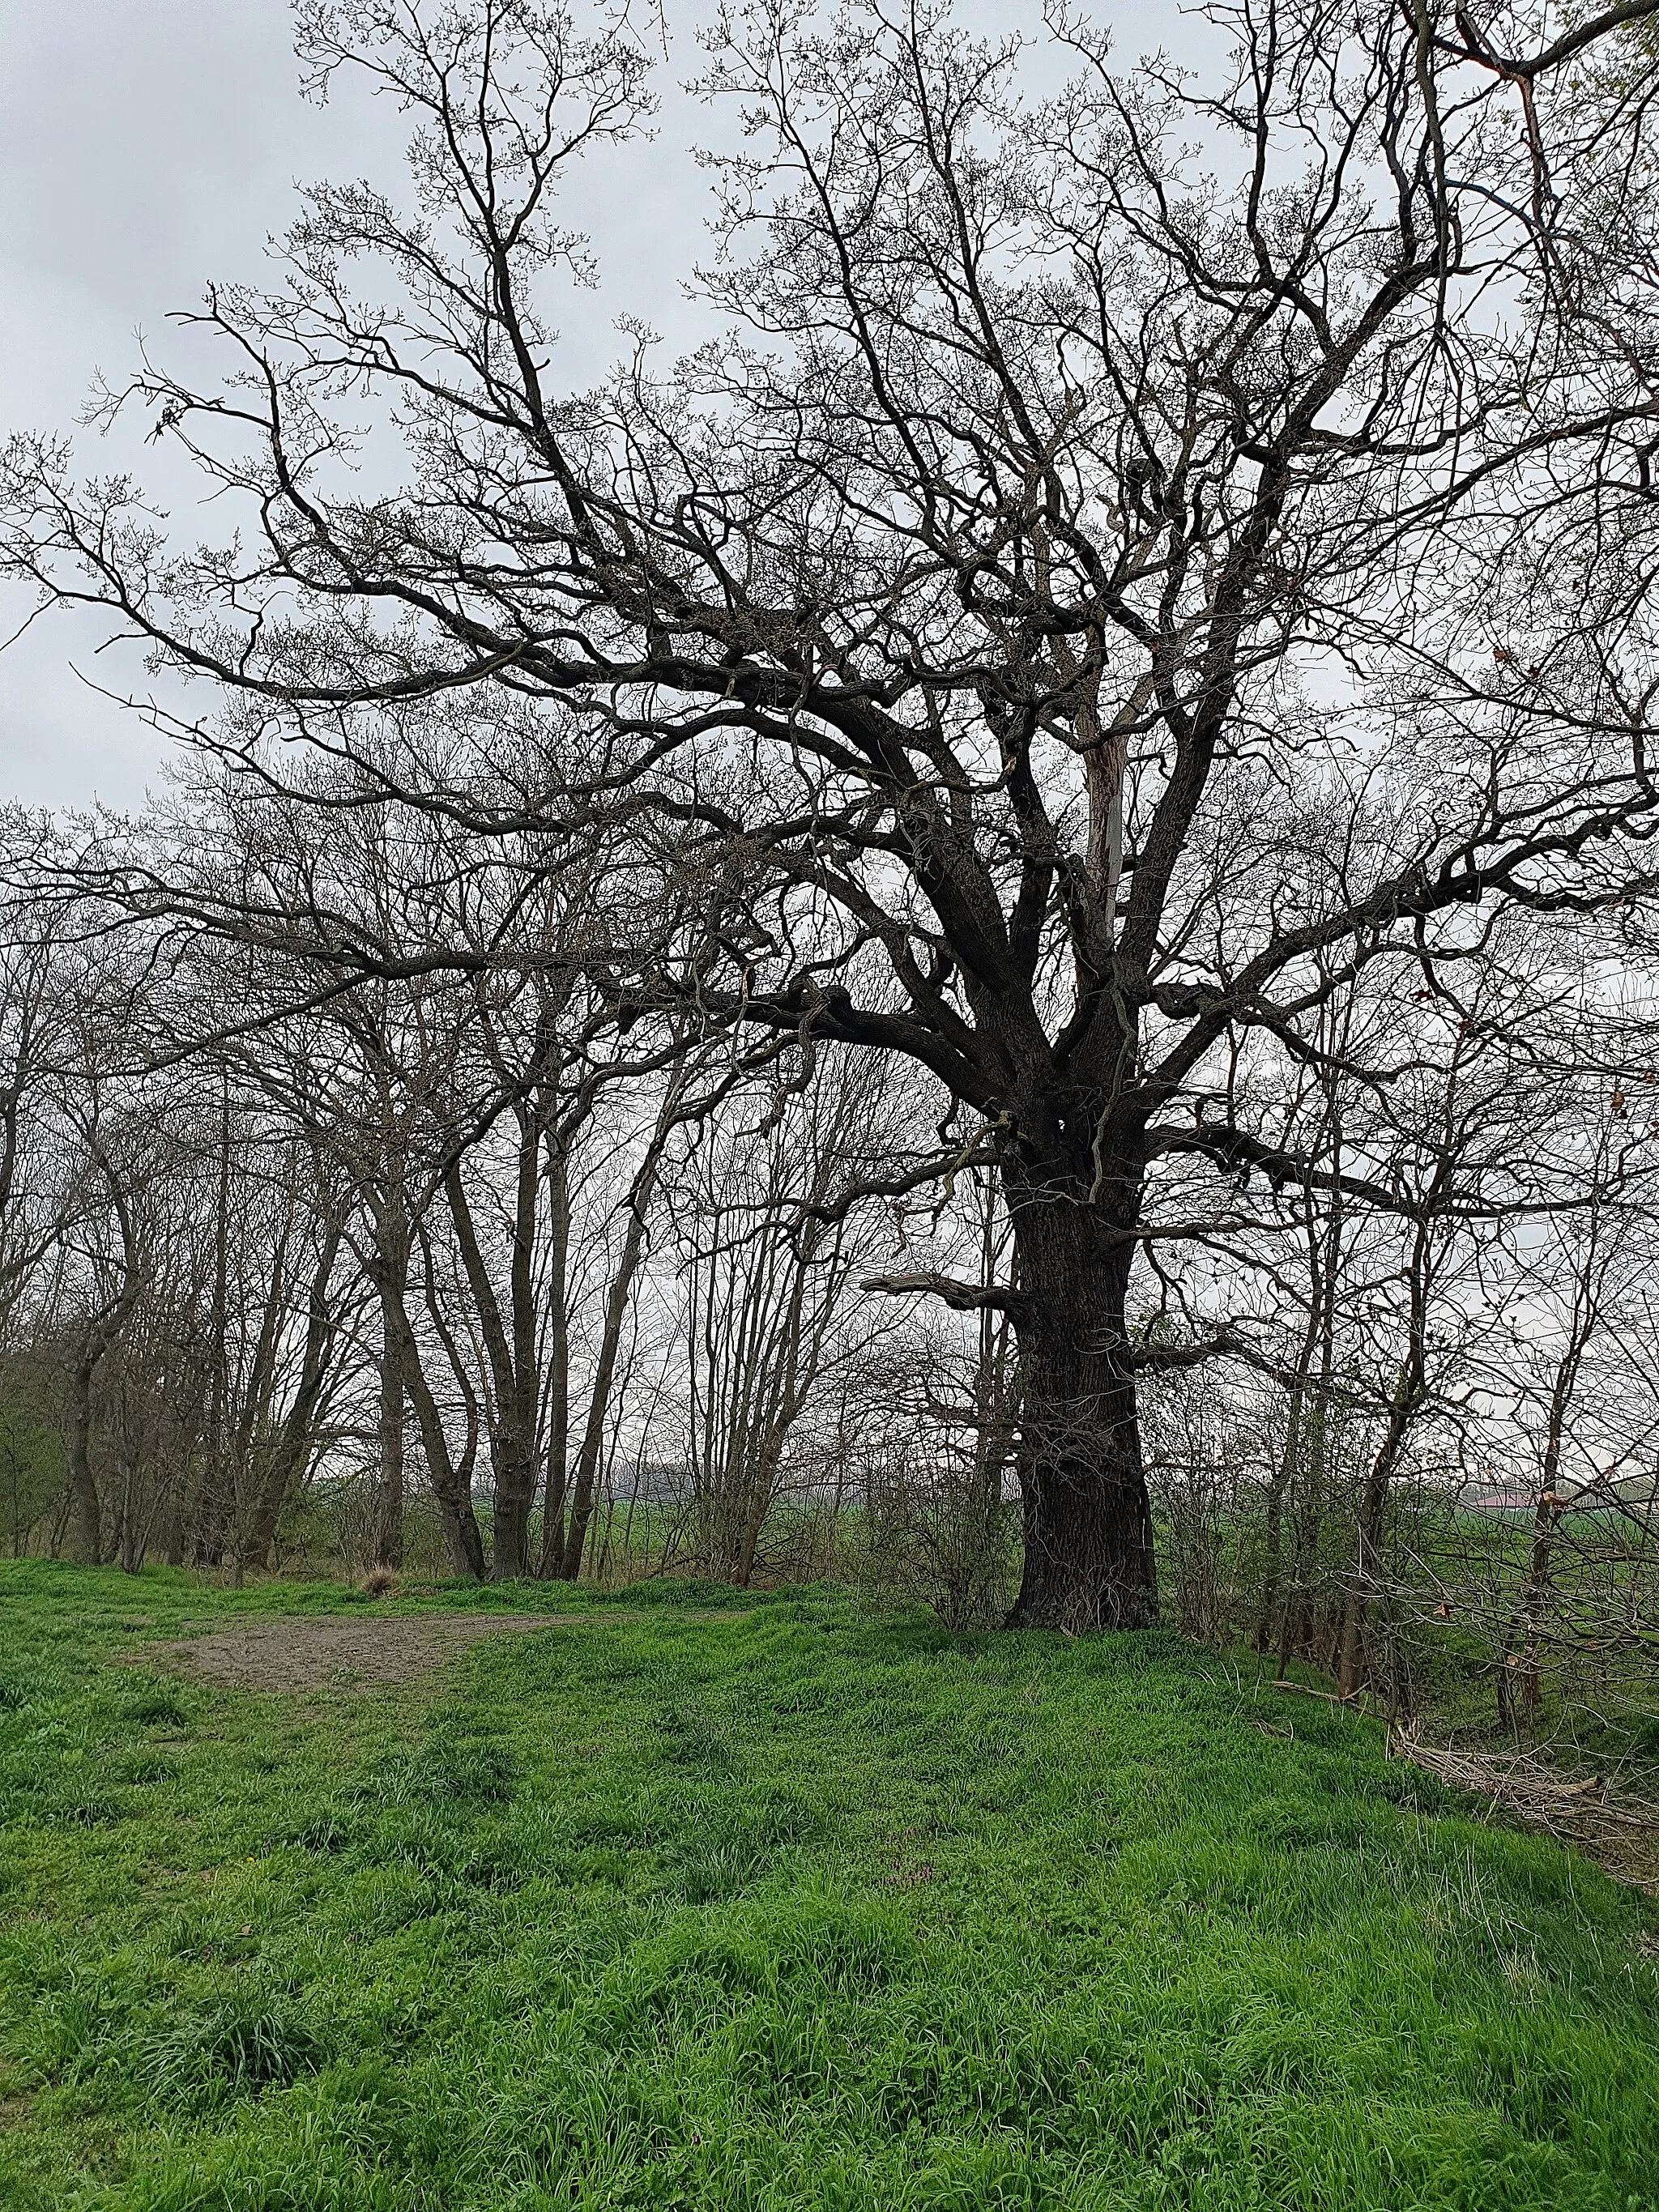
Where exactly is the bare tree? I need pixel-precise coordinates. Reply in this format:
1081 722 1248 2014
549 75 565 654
0 820 87 1348
666 1049 900 1586
6 0 1659 1626
854 1169 1022 1627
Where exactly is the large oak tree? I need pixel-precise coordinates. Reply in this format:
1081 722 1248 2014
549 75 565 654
6 0 1659 1626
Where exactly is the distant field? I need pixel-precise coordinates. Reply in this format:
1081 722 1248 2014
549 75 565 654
1 1563 1655 2211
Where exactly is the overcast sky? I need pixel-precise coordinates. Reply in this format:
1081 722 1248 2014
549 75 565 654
0 0 1178 816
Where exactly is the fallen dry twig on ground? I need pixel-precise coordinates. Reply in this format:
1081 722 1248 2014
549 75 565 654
1389 1722 1657 1891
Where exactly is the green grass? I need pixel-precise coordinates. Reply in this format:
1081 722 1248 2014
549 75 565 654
1 1562 1656 2210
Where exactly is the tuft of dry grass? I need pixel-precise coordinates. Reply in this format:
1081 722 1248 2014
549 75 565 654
1390 1721 1659 1890
360 1565 398 1599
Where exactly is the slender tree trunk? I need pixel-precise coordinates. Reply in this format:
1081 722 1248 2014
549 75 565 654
66 1132 144 1567
244 1218 343 1569
1278 1333 1337 1673
560 1199 649 1581
559 1078 685 1581
194 1076 233 1566
1337 1409 1402 1698
537 1138 572 1576
1337 1361 1431 1698
1336 1217 1437 1695
500 1110 541 1575
373 1284 406 1567
68 1333 104 1564
225 1201 299 1575
1499 1387 1576 1737
409 1225 488 1579
369 1201 410 1570
401 1323 488 1579
1499 1489 1564 1739
443 1144 539 1580
1004 1178 1157 1632
1258 1366 1309 1653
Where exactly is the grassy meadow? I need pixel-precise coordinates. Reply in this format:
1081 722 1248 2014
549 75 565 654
1 1562 1656 2211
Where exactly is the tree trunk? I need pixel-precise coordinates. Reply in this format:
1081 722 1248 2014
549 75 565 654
559 1079 683 1582
409 1226 488 1580
401 1320 488 1579
1499 1455 1570 1739
369 1208 409 1570
1335 1430 1392 1698
1336 1167 1445 1695
560 1197 649 1582
66 1132 145 1567
68 1282 145 1567
537 1138 572 1576
195 1076 234 1568
1337 1262 1434 1694
734 1431 786 1588
1256 1387 1297 1653
244 1217 343 1570
443 1149 539 1580
1004 1183 1157 1632
68 1334 104 1565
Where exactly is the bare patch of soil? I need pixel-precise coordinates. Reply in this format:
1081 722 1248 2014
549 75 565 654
141 1607 748 1692
145 1613 580 1691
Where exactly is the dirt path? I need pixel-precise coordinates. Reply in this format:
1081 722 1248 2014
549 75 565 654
143 1608 743 1691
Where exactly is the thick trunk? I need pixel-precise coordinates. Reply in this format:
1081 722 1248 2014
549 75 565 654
492 1457 536 1581
1004 1182 1157 1632
732 1430 786 1588
114 1441 152 1574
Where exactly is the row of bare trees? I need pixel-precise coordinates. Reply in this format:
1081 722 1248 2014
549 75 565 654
3 772 1656 1728
0 784 932 1586
1 0 1657 1720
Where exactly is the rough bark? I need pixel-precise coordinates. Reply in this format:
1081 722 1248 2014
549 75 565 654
15 0 1652 1634
1004 1174 1157 1632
